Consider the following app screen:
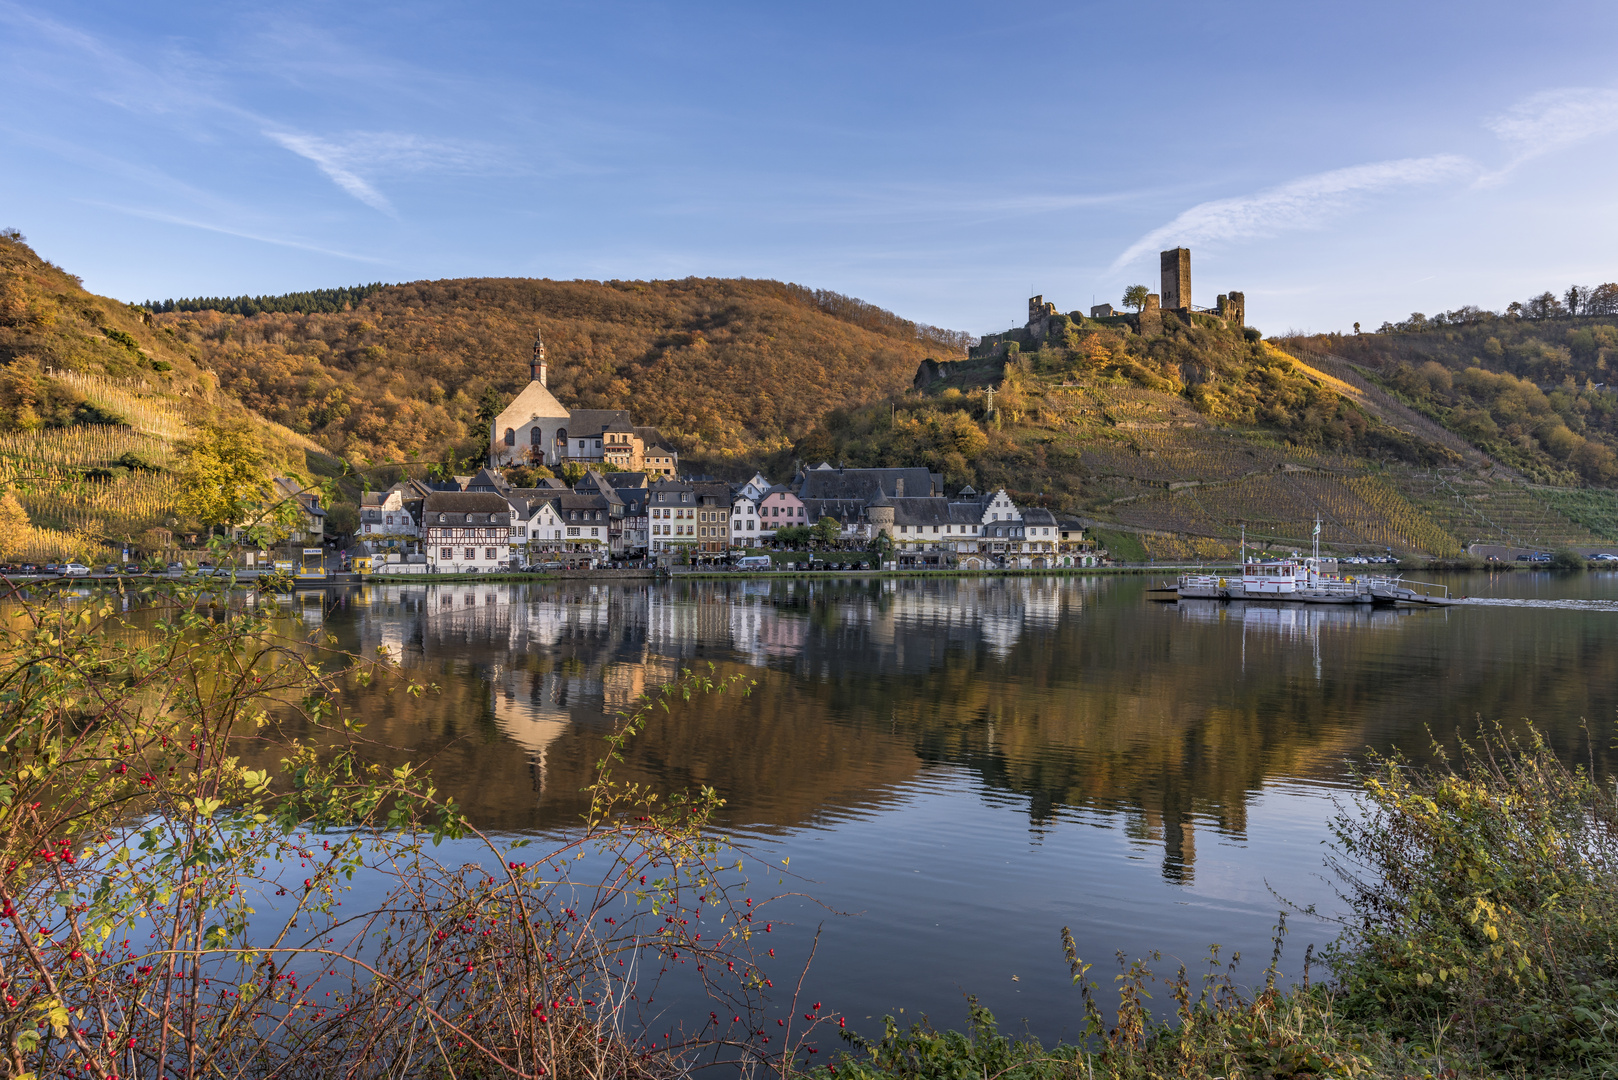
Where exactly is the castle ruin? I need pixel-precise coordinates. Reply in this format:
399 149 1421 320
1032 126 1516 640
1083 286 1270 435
960 247 1248 363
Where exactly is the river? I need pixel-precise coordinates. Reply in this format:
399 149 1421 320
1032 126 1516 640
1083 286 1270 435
267 570 1618 1044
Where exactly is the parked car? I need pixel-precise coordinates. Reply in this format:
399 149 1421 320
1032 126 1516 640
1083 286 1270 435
62 563 91 576
1593 553 1618 562
166 562 185 575
1528 552 1553 563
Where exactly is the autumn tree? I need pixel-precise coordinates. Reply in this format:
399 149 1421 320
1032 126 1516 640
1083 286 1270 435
176 421 277 533
1123 285 1151 312
0 491 32 558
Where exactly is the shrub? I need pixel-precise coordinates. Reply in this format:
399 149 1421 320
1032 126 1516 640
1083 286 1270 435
1552 546 1588 570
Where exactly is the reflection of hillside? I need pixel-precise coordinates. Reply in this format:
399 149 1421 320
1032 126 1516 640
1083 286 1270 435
259 578 1618 884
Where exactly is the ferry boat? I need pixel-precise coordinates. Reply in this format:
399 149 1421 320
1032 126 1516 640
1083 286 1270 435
1176 520 1372 603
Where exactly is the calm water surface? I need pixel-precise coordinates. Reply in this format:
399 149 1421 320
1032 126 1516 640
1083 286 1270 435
270 571 1618 1041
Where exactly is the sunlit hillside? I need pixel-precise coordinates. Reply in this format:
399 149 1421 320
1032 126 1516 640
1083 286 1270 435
796 311 1618 558
153 277 970 472
0 232 338 555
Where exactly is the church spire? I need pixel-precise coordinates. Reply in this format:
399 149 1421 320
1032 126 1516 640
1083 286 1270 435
531 332 547 387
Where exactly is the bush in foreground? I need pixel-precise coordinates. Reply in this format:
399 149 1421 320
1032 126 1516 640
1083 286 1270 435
817 726 1618 1079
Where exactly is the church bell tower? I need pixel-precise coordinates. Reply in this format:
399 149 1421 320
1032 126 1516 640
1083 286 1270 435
531 332 547 387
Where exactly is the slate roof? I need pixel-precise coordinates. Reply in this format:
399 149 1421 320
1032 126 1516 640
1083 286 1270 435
564 409 634 438
801 497 870 523
797 466 942 501
613 487 650 515
423 491 512 524
889 497 985 528
557 492 616 521
1021 508 1058 527
691 481 732 505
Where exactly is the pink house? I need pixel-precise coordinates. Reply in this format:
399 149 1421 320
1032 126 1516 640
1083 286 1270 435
757 486 807 536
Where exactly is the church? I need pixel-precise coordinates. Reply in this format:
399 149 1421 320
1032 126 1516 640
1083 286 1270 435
489 334 678 476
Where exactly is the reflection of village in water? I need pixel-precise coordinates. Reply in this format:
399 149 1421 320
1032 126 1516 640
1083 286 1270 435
270 575 1612 886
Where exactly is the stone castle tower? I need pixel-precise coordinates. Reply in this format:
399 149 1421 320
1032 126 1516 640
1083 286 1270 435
1160 248 1191 312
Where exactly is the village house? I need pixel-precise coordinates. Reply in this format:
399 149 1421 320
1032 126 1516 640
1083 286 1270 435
647 479 697 556
508 493 566 557
272 477 327 544
358 484 419 552
756 486 807 536
614 484 650 555
729 492 761 547
692 482 733 555
423 491 512 574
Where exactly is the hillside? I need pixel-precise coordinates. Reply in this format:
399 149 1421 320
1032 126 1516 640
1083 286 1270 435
0 231 336 558
796 309 1618 559
154 277 968 473
1285 317 1618 486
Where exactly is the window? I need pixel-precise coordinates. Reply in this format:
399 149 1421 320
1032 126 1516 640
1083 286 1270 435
464 548 476 561
531 427 542 445
591 528 599 537
567 527 580 537
504 428 515 446
485 547 496 560
440 548 452 560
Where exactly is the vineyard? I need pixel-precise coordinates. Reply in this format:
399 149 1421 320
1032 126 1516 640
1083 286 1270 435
1102 470 1463 555
1389 473 1611 548
44 369 190 440
0 424 183 558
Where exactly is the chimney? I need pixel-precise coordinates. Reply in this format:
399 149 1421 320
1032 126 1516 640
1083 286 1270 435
531 333 547 387
895 478 905 498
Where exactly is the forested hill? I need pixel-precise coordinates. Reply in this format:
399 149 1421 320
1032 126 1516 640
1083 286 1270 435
1285 315 1618 486
155 277 969 469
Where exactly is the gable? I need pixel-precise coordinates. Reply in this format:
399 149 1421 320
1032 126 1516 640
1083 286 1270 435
494 381 570 430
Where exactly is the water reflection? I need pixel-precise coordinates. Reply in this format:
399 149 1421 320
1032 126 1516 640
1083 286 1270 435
282 574 1618 894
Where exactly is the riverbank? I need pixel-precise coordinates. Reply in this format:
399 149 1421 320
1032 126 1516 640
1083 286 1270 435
812 727 1618 1080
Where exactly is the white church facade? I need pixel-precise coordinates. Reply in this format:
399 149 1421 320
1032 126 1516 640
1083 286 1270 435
489 334 677 476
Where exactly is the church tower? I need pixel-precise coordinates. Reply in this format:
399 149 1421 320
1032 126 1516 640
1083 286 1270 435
531 333 547 387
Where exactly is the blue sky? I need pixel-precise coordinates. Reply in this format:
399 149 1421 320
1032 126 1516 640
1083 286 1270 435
4 0 1618 336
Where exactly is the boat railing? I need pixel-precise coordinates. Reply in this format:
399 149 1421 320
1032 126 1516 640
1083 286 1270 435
1400 579 1450 599
1307 578 1363 596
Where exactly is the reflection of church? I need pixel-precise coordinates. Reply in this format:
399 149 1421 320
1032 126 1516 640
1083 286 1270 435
488 334 677 475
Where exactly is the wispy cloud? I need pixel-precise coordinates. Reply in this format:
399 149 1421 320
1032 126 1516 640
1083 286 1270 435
1111 155 1476 270
83 201 391 264
264 130 494 215
1483 87 1618 178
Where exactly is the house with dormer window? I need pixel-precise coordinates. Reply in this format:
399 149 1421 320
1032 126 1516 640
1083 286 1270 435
423 492 512 574
646 480 699 556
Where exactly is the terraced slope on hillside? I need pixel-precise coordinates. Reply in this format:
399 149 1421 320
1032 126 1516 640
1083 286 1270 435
799 312 1618 557
0 232 339 558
